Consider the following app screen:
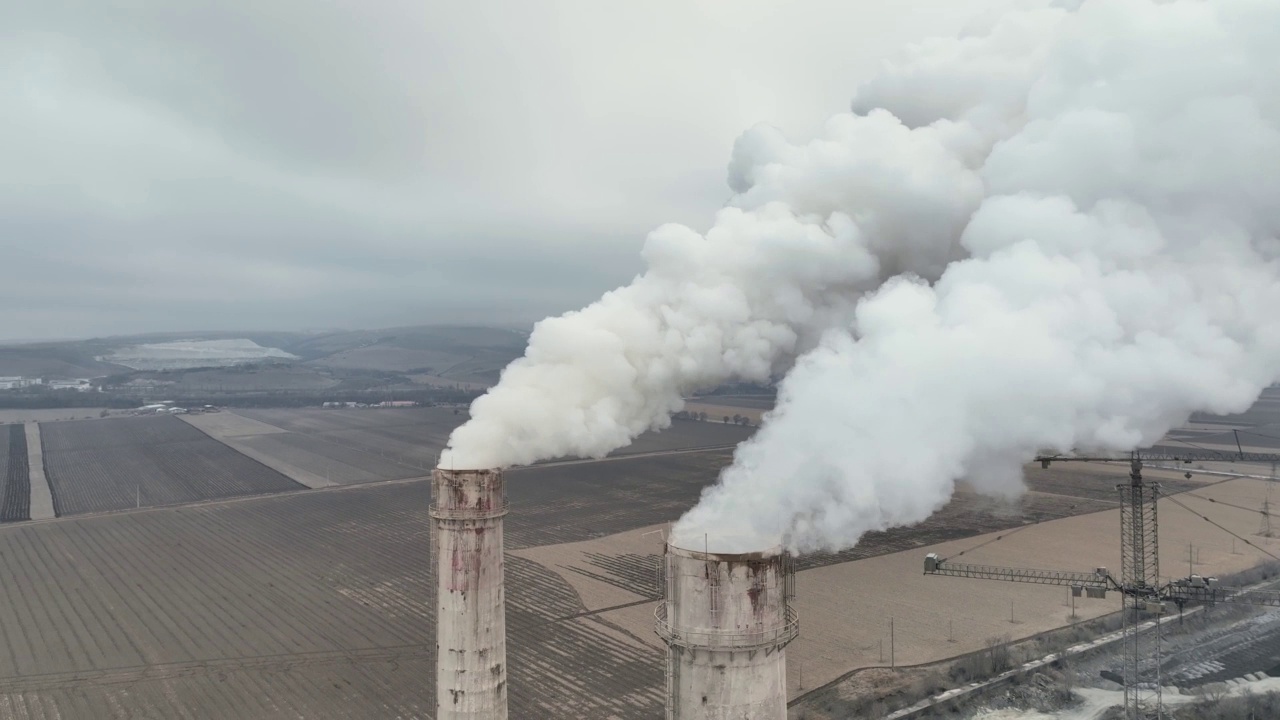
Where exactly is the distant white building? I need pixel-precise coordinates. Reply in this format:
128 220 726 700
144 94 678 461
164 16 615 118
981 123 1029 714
136 403 174 414
46 379 94 392
0 377 42 390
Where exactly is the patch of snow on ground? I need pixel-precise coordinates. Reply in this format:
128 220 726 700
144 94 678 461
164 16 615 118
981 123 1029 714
106 339 298 369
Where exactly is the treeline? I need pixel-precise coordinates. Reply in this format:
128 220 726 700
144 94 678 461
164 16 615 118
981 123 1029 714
673 410 754 426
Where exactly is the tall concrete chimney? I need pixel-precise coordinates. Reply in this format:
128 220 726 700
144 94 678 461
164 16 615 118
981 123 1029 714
655 539 799 720
432 468 508 719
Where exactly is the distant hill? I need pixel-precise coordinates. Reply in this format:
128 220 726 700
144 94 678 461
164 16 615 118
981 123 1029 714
284 326 525 358
296 326 528 384
0 343 130 378
128 365 341 392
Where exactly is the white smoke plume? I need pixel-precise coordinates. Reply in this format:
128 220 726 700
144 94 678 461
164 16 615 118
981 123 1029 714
439 89 993 467
444 0 1280 554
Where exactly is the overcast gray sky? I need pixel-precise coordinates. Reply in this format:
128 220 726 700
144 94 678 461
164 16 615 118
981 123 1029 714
1 0 1018 341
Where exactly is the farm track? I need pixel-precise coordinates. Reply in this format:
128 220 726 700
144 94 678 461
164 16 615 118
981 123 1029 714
1 426 27 522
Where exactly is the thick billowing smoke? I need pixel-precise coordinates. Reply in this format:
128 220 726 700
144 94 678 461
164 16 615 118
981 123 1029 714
438 9 1048 469
439 87 995 467
446 0 1280 554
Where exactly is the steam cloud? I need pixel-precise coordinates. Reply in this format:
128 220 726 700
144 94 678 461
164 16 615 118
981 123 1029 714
442 0 1280 553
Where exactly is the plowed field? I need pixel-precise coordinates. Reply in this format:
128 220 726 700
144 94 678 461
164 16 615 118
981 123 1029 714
39 416 302 515
1 425 29 522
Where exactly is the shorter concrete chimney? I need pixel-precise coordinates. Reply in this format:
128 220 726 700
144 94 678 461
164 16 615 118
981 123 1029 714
655 539 798 720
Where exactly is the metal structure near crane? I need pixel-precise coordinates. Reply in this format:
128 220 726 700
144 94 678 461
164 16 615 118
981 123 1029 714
924 448 1280 720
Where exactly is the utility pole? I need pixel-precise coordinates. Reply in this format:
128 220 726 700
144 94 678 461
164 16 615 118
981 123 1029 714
890 617 895 668
1261 494 1273 538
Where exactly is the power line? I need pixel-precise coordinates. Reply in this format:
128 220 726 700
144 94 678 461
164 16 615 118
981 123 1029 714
1167 436 1236 455
940 523 1033 563
1163 494 1280 564
1233 422 1280 435
1183 491 1266 516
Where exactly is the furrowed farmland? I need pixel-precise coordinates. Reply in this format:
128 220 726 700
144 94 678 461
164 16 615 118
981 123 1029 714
39 416 302 515
229 432 428 485
216 408 754 487
235 407 462 478
0 465 681 718
599 417 752 455
235 407 755 459
0 401 1273 719
0 437 1246 720
0 426 27 522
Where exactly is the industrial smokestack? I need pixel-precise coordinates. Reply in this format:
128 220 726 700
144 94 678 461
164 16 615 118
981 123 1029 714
655 538 798 720
432 468 507 719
